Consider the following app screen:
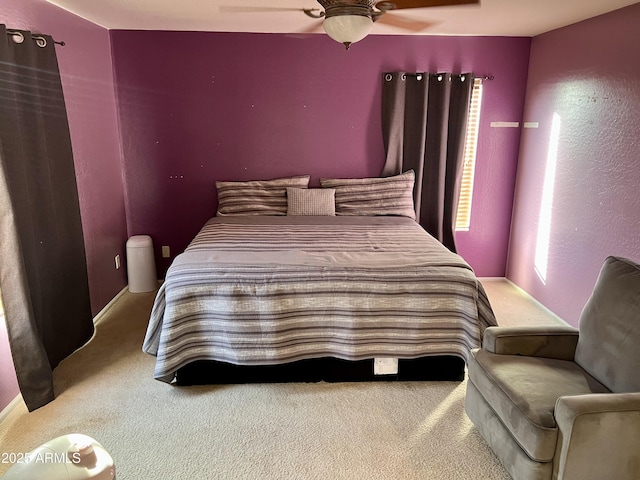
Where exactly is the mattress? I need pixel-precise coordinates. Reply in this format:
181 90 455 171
142 216 497 382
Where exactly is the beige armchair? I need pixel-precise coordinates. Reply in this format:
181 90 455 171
465 256 640 480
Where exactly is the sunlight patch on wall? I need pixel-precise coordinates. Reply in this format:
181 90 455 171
534 113 561 284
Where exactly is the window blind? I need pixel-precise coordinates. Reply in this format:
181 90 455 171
455 78 483 231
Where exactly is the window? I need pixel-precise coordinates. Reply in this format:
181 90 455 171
455 77 483 231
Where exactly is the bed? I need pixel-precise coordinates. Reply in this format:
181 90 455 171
142 213 497 384
143 171 497 384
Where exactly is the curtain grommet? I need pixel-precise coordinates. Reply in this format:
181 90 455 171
33 36 48 48
9 31 25 44
385 73 393 82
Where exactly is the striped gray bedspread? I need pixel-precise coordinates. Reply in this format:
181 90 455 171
142 216 497 382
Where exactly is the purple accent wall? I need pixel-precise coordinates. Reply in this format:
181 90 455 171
507 3 640 325
0 1 126 410
111 31 530 276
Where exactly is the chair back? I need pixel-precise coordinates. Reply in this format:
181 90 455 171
575 256 640 393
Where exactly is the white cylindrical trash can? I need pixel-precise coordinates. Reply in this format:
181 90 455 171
126 235 158 293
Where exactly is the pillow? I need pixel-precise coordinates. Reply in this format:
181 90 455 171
216 175 310 216
287 187 336 216
319 170 416 219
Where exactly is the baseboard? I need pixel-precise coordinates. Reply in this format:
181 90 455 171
0 394 22 424
93 286 128 326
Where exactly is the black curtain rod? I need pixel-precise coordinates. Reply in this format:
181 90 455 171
400 73 494 80
6 29 65 47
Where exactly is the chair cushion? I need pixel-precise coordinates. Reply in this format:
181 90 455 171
468 348 610 463
575 256 640 393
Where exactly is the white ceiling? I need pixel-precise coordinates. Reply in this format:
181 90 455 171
45 0 639 37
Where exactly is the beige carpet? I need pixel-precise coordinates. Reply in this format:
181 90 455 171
480 278 565 328
0 279 564 479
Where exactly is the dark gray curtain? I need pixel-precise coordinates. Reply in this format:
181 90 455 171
381 72 474 253
0 26 93 411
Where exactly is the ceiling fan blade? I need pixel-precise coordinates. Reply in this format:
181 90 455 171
375 13 436 31
376 0 479 9
219 6 308 14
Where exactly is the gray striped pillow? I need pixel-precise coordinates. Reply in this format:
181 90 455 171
319 170 416 219
286 188 336 216
216 175 310 216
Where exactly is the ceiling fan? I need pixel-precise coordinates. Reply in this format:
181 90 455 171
222 0 479 50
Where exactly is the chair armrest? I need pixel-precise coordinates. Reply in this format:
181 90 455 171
483 325 579 360
554 393 640 479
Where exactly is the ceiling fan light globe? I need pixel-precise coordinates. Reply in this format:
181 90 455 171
323 15 373 47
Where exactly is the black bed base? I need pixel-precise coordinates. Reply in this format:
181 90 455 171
175 356 466 386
